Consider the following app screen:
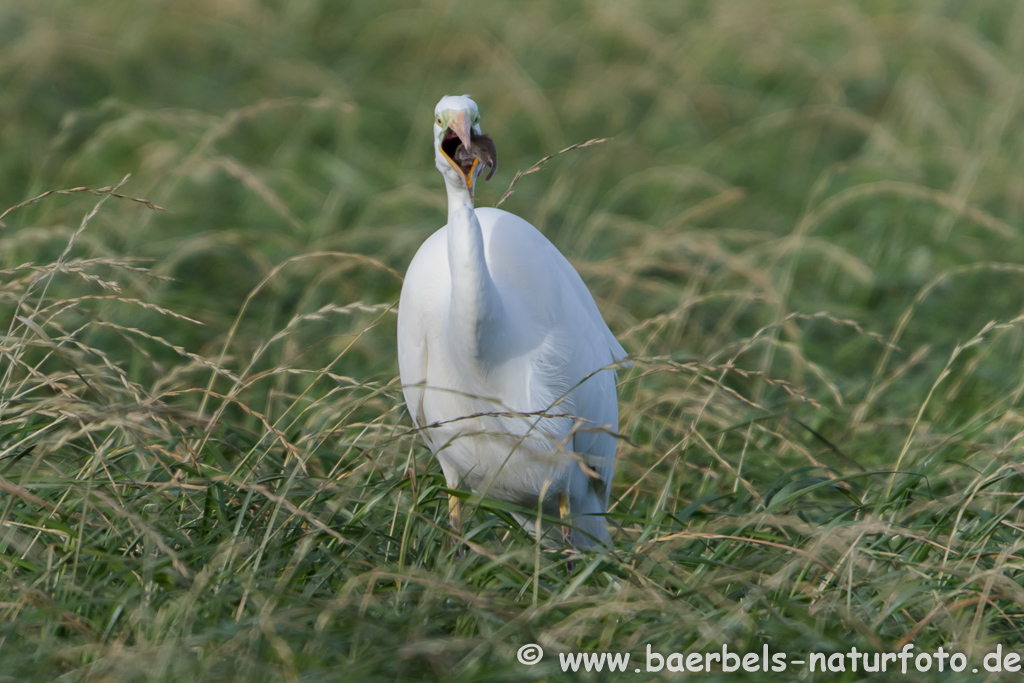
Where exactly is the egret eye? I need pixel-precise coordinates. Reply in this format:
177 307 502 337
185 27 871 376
435 116 442 126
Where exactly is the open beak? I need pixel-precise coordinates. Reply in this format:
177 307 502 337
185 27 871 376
440 111 477 199
439 110 497 202
445 111 473 154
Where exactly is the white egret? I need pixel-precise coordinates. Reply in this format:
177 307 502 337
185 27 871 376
397 95 626 548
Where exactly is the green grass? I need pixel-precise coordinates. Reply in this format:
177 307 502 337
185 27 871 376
3 0 1024 680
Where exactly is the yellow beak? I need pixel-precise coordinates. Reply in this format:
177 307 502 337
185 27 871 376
439 110 478 199
443 110 473 153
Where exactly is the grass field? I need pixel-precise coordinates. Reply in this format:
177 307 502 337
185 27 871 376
3 0 1024 680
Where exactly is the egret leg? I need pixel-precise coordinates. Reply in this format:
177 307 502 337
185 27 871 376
448 493 465 558
448 494 462 534
558 492 572 547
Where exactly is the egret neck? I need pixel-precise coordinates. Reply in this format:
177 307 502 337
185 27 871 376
444 179 503 363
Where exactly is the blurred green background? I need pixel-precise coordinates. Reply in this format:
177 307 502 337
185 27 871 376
5 0 1024 377
3 0 1024 680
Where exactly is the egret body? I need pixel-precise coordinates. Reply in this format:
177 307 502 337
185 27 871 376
397 95 626 547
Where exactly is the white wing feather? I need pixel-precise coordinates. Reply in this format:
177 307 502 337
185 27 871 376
397 207 624 547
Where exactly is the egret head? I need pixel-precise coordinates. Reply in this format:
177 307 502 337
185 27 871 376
433 95 497 202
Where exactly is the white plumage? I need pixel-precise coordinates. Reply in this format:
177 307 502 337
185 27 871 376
397 95 626 547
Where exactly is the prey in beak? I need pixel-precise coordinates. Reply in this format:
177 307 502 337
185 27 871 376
438 110 497 201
